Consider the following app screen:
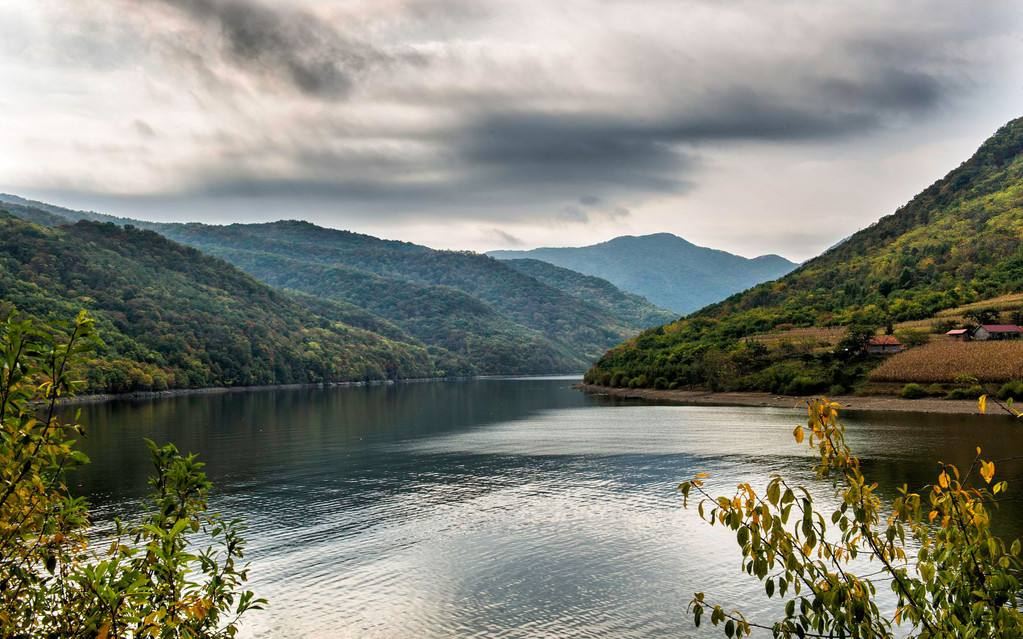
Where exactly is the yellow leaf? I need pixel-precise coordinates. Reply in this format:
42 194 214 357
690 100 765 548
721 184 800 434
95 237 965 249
981 461 996 484
979 394 988 414
928 510 938 523
938 471 950 489
793 426 804 444
97 622 111 639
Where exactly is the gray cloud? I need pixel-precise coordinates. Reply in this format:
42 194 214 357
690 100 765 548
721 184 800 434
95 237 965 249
3 0 1021 255
491 228 525 247
147 0 415 98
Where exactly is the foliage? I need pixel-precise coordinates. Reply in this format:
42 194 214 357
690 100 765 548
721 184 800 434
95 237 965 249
869 341 1023 384
500 258 677 328
0 215 437 392
894 329 930 348
155 221 659 374
997 380 1023 400
679 398 1023 638
589 116 1023 392
0 194 674 376
964 308 1001 326
899 383 927 399
0 311 263 637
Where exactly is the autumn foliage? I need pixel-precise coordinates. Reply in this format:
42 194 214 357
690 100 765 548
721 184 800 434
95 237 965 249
680 398 1023 637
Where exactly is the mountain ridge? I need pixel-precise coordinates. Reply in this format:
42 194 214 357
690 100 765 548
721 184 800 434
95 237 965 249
586 114 1023 393
0 194 675 377
488 233 797 314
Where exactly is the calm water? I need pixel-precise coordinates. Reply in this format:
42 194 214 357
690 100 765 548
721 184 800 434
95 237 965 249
67 378 1023 638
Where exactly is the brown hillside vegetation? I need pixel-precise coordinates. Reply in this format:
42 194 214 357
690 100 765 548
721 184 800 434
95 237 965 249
868 341 1023 383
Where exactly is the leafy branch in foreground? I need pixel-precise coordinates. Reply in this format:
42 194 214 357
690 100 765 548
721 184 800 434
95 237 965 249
679 397 1023 638
0 311 264 637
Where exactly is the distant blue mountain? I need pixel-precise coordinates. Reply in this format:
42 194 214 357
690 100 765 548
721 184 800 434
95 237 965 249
489 233 796 314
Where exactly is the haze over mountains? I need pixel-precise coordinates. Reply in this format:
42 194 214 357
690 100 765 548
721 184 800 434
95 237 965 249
489 234 796 314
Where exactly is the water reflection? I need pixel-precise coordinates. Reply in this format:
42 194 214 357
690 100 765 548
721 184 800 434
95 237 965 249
67 380 1023 637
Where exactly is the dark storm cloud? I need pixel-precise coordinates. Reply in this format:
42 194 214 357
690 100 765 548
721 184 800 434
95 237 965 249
9 0 1020 243
147 0 413 98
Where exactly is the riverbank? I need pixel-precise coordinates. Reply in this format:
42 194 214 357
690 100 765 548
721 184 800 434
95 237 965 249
58 374 585 405
576 384 1001 416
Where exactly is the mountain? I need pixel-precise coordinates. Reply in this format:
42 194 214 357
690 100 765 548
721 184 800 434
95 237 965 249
586 116 1023 393
0 215 436 392
0 195 674 375
500 258 677 327
153 221 659 373
488 233 797 314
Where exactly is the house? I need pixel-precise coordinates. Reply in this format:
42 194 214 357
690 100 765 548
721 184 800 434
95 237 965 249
866 335 904 355
945 328 971 341
973 324 1023 341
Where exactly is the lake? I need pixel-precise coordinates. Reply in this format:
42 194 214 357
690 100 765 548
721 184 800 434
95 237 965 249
68 377 1023 638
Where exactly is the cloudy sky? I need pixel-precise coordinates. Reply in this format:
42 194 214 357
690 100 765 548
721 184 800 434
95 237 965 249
1 0 1021 260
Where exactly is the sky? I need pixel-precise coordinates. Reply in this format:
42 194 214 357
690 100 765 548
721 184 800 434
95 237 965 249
1 0 1022 261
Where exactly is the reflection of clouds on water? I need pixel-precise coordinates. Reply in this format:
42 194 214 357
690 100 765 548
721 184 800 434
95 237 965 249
69 380 1023 638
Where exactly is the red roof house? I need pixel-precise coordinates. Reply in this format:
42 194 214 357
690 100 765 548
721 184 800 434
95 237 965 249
866 335 904 354
974 325 1023 341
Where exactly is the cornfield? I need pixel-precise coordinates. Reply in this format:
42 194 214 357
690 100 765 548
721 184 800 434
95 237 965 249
868 341 1023 383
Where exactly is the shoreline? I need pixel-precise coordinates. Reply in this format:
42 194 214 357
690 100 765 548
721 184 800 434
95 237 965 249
57 373 585 406
575 384 998 416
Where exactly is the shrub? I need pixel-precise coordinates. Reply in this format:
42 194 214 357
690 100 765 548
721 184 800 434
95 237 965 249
828 384 848 396
784 375 829 396
895 329 930 347
900 383 927 399
679 398 1023 637
654 376 670 390
946 385 985 400
998 380 1023 400
0 312 264 637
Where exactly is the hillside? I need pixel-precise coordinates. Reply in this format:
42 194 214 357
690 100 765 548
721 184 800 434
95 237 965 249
501 258 677 328
0 215 437 392
587 115 1023 394
0 196 670 374
155 221 650 371
489 233 796 314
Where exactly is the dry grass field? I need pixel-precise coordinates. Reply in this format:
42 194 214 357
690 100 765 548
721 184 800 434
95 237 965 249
868 341 1023 383
894 293 1023 332
749 327 847 351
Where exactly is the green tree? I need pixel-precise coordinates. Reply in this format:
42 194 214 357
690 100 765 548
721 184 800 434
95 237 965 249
0 311 264 637
680 397 1023 637
965 308 1001 326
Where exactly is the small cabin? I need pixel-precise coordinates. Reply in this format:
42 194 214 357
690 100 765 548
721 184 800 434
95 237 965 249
866 335 904 355
945 328 971 341
974 325 1023 341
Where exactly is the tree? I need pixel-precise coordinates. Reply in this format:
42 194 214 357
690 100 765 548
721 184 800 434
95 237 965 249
964 308 1001 326
679 397 1023 638
836 324 876 359
0 311 264 637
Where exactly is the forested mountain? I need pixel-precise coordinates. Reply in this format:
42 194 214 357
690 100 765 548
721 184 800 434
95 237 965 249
154 221 654 371
0 195 671 375
0 215 436 392
587 115 1023 393
501 258 677 328
489 233 796 314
